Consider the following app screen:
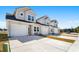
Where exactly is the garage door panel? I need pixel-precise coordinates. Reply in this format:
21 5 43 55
10 23 28 36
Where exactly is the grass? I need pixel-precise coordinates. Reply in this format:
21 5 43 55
0 32 8 52
48 36 75 43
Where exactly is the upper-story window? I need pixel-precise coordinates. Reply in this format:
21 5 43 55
28 15 31 20
28 15 34 21
32 16 34 21
54 21 57 23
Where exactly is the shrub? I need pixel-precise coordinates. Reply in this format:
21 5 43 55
0 33 8 41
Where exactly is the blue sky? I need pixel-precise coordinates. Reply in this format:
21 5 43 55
0 6 79 29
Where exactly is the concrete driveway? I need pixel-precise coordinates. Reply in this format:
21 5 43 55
9 35 73 52
57 35 78 40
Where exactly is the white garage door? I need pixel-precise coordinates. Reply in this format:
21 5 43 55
41 26 49 35
10 22 28 36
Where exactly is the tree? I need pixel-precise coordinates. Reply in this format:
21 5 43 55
75 26 79 33
0 28 3 31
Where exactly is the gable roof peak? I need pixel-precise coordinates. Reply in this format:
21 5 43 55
16 7 31 11
13 7 34 16
36 15 49 20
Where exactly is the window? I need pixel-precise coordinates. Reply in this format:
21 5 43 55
28 15 31 20
34 27 39 32
37 27 39 31
34 27 36 31
28 15 34 21
54 21 57 23
47 22 49 25
55 24 57 27
20 13 23 16
32 16 34 21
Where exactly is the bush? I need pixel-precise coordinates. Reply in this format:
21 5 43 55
0 34 8 40
75 26 79 33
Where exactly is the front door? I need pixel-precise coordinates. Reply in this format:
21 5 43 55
28 25 32 35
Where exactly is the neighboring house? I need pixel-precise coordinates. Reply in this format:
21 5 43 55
6 7 59 37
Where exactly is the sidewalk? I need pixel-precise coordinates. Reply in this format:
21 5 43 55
68 37 79 52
